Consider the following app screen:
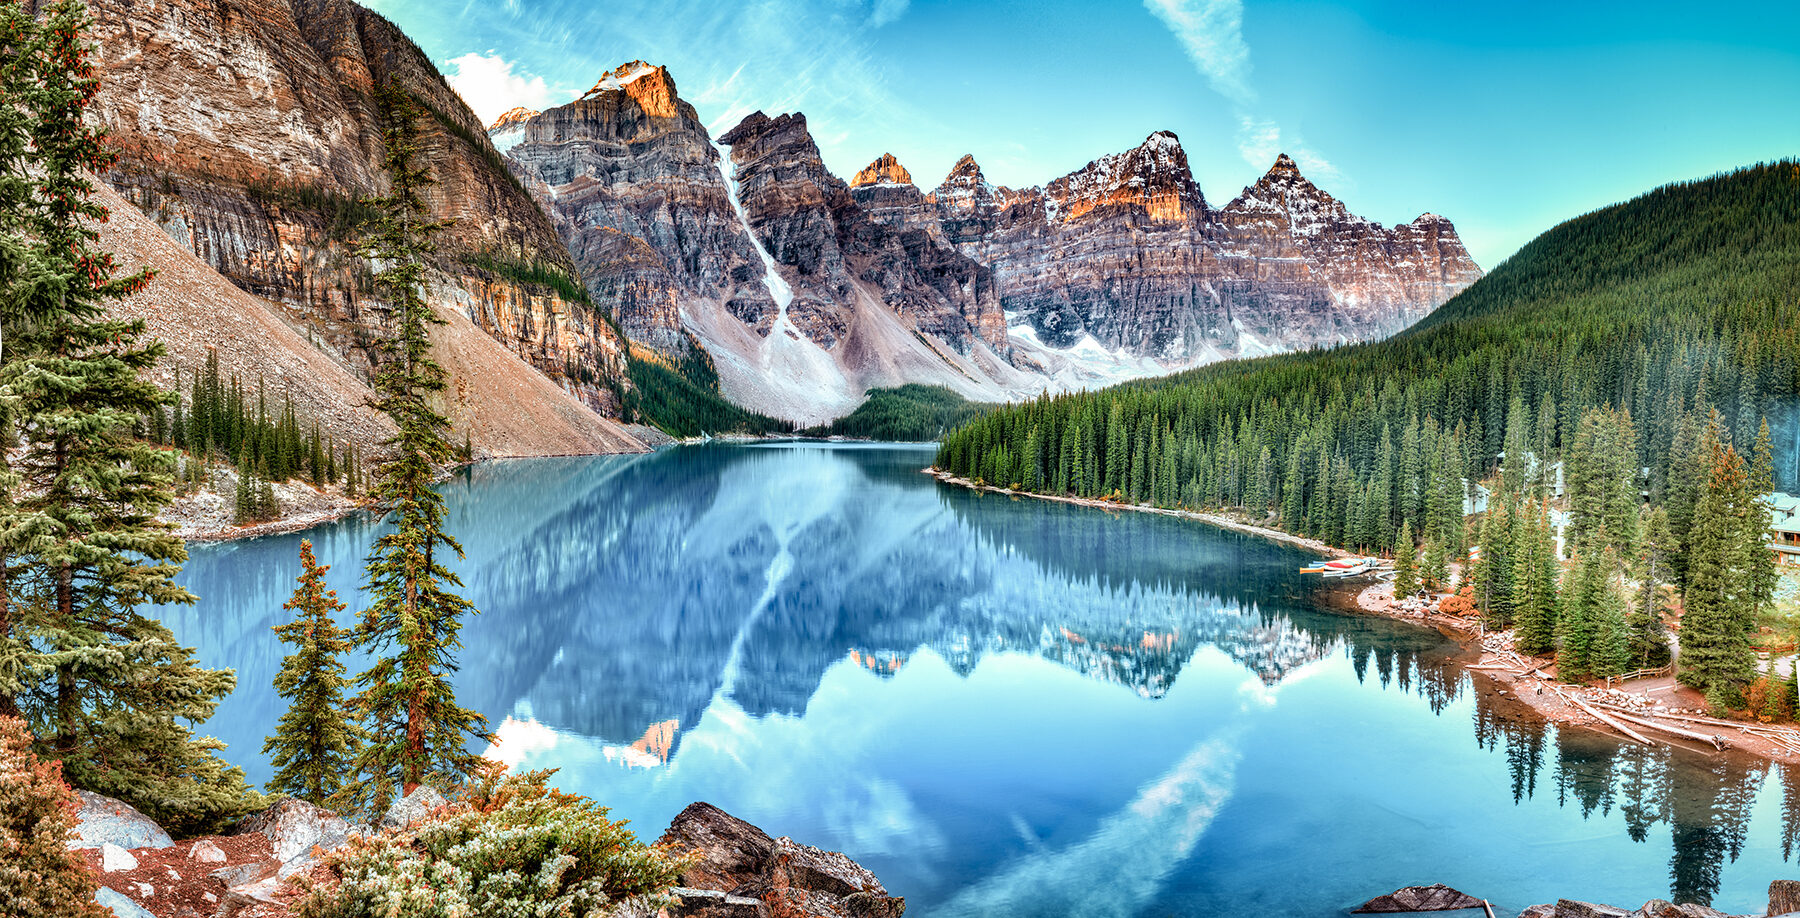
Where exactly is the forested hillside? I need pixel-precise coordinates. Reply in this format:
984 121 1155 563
936 161 1800 699
810 385 994 441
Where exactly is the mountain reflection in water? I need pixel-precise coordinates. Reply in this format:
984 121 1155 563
155 443 1800 916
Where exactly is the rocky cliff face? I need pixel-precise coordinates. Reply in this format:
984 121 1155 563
85 0 629 415
498 68 1027 423
925 138 1483 363
502 61 775 352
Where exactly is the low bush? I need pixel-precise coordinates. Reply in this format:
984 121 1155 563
294 764 690 918
0 717 107 918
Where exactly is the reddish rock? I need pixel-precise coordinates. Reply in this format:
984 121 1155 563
657 802 904 918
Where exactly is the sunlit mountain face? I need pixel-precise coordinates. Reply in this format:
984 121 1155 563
157 444 1800 915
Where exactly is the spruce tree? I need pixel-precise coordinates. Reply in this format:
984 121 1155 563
1513 501 1561 657
264 541 359 805
343 83 490 816
0 0 255 834
1393 520 1418 598
1678 436 1759 703
0 0 43 721
1421 533 1448 591
1626 507 1673 669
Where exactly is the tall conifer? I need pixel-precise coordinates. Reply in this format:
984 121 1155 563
343 82 490 815
1678 435 1759 702
0 0 254 833
264 541 358 806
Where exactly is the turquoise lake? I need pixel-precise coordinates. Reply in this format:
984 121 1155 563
153 442 1800 916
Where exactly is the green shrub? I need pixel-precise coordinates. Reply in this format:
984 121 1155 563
295 765 689 918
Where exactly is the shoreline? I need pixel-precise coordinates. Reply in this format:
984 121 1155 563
926 467 1800 766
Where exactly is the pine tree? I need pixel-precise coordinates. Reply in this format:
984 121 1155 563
0 0 43 721
1421 533 1448 591
1558 548 1605 682
264 541 359 806
1626 507 1674 669
1678 435 1759 703
0 0 256 834
1513 501 1561 657
234 443 257 524
1473 493 1517 628
1749 418 1780 621
343 83 490 816
1393 520 1418 598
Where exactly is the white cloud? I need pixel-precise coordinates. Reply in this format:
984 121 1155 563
1234 116 1343 183
443 51 560 126
1236 117 1282 168
869 0 909 28
1149 2 1347 188
1142 0 1253 106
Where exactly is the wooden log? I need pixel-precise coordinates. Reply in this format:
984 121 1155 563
1555 687 1652 745
1602 709 1728 750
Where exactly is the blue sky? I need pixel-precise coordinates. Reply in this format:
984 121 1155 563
368 0 1800 269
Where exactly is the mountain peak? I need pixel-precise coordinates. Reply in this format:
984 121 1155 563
488 107 539 133
583 60 661 97
852 153 913 188
1268 153 1301 178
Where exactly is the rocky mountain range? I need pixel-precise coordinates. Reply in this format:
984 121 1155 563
77 0 1480 431
492 65 1482 421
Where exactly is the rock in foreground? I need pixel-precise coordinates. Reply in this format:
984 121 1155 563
72 791 174 851
657 801 904 917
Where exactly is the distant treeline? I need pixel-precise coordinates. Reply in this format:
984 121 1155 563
622 346 791 438
156 351 362 518
809 384 993 441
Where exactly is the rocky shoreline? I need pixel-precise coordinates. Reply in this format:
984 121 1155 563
926 468 1800 767
72 789 902 918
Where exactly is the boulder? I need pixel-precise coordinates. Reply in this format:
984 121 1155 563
1773 881 1800 917
71 790 172 850
659 802 778 893
231 796 357 871
1352 884 1484 912
1650 905 1727 918
657 803 903 918
379 785 446 831
93 886 155 918
1518 908 1555 918
188 839 228 863
772 835 887 898
1630 901 1675 917
214 876 286 918
100 841 139 872
210 862 277 888
1554 902 1632 918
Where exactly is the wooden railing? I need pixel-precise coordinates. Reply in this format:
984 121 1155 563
1603 664 1673 687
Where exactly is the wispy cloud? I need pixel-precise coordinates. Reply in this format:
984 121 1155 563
1235 116 1342 181
868 0 910 28
443 51 565 125
1148 0 1344 185
1142 0 1253 106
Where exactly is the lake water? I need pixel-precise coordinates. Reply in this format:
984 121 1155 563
155 443 1800 917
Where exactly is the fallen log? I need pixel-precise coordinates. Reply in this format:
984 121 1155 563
1554 687 1652 745
1601 709 1727 750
